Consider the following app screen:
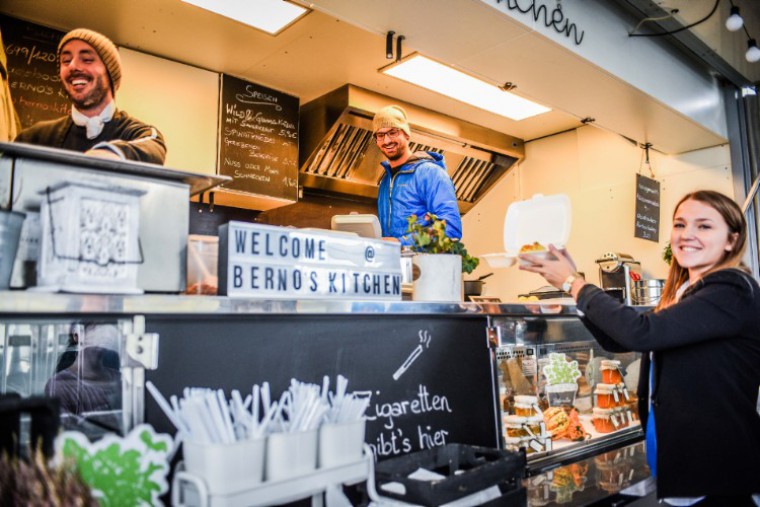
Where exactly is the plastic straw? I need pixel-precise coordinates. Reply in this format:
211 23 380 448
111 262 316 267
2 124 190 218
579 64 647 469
146 381 185 433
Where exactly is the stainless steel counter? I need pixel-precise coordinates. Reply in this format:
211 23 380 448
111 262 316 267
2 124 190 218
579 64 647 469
0 142 230 197
0 291 582 316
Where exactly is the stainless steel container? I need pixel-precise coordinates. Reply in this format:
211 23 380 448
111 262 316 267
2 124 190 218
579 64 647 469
1 142 228 292
632 279 665 306
400 250 414 285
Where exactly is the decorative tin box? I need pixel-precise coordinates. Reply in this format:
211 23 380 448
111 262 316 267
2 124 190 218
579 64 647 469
38 182 146 293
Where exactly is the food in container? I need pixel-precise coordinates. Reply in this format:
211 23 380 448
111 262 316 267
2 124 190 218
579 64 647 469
482 193 572 269
594 383 621 408
525 414 545 437
592 407 619 433
519 241 547 254
544 407 587 441
543 406 570 438
504 415 529 438
186 234 219 295
600 359 623 384
518 242 557 267
514 395 540 417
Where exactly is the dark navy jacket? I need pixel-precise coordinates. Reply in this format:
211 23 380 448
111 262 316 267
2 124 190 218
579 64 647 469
577 268 760 498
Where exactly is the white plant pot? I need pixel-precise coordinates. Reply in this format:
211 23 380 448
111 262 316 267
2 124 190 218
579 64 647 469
412 253 463 302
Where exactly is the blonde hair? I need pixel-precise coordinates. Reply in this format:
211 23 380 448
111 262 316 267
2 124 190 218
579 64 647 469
656 190 746 310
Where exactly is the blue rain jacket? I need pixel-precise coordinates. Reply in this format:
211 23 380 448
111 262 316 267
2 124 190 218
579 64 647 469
377 151 462 245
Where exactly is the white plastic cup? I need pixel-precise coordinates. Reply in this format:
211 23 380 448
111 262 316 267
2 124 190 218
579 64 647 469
183 438 265 495
265 429 318 481
318 419 366 468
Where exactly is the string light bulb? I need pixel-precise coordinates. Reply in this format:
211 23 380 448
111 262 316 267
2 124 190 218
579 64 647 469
747 39 760 63
725 6 744 32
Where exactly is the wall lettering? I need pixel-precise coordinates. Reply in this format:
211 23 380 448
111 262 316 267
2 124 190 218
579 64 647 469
493 0 585 45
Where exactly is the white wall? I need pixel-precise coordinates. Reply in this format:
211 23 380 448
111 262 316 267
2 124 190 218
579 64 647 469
117 47 219 173
462 125 733 300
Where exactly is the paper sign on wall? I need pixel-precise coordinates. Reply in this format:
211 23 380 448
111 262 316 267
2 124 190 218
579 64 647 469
218 221 402 300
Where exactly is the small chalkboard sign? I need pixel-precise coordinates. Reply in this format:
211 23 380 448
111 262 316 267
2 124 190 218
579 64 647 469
0 15 69 129
634 173 660 242
218 74 299 201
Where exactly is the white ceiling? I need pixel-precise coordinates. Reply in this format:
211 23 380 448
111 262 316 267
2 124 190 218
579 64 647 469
1 0 752 153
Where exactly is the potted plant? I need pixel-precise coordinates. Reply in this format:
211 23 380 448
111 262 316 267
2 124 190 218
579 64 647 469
405 213 479 301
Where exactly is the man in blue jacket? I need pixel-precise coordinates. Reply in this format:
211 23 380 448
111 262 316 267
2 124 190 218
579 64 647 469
373 105 462 245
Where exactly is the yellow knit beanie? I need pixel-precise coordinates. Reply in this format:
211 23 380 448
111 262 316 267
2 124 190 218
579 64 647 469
58 28 122 94
372 105 411 136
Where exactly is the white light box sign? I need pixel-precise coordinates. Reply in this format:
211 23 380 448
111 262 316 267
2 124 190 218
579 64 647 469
218 221 401 300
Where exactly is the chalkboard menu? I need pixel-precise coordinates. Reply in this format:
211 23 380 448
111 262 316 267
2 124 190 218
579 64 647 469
218 74 299 201
634 173 660 242
0 15 68 129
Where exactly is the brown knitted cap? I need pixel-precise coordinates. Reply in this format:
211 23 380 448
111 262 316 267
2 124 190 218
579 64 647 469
372 105 411 136
58 28 122 94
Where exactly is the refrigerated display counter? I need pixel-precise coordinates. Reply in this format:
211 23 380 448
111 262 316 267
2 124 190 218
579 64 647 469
1 293 652 505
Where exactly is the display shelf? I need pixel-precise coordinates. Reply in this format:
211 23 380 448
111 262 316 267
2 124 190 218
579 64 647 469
171 454 370 507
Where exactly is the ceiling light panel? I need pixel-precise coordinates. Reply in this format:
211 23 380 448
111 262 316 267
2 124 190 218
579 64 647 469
382 54 550 121
182 0 308 35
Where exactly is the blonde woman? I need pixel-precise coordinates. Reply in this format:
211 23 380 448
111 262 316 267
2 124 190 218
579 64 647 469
521 190 760 505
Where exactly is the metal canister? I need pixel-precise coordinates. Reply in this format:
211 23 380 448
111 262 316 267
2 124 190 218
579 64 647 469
400 249 414 285
632 279 665 306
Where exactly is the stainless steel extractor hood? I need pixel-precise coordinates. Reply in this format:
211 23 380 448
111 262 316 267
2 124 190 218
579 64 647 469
299 85 525 213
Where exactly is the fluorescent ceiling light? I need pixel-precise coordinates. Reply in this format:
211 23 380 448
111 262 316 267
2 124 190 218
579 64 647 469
381 54 550 121
182 0 308 35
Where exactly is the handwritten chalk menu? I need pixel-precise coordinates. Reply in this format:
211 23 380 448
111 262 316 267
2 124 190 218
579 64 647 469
218 221 402 300
218 74 299 201
146 315 500 460
634 173 660 242
0 15 69 128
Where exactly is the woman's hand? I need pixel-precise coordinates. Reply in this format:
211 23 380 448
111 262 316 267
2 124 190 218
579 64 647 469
518 244 578 290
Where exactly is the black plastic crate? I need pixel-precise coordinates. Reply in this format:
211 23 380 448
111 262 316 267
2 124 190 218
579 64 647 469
374 444 526 506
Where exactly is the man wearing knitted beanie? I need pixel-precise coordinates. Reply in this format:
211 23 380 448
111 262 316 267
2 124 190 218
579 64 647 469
373 105 461 245
15 28 166 165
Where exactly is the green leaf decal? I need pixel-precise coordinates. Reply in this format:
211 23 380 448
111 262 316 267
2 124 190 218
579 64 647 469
55 424 174 506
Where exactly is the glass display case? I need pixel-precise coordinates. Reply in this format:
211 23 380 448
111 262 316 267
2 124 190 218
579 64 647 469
0 315 154 443
488 308 644 472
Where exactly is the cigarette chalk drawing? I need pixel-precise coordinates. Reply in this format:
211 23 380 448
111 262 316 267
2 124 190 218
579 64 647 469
55 424 173 507
393 329 431 381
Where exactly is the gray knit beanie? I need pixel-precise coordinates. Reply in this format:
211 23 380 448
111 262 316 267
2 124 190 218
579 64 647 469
372 105 411 136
